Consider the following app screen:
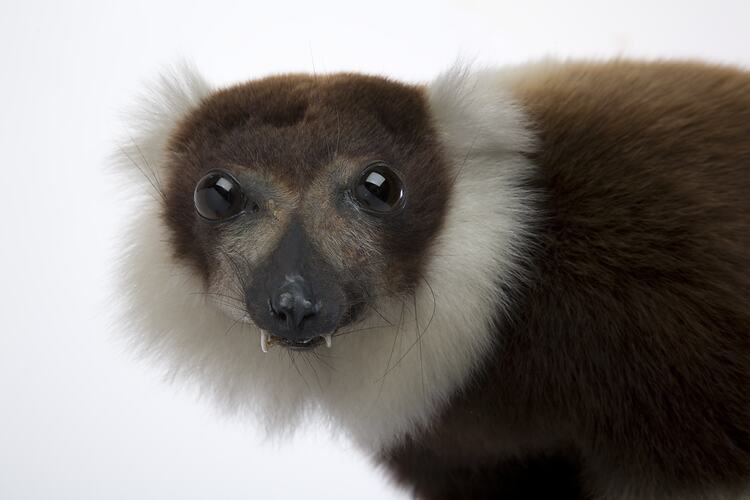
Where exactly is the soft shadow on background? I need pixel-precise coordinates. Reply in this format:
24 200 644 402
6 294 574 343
0 1 748 499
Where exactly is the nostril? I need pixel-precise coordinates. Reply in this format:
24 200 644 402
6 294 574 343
268 298 286 321
302 310 316 321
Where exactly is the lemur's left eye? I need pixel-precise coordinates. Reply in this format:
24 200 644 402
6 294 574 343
354 162 405 213
194 170 245 221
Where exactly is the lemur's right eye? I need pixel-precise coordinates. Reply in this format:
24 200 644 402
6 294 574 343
194 170 246 221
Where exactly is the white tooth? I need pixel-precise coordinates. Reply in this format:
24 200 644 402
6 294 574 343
260 330 269 353
324 334 332 348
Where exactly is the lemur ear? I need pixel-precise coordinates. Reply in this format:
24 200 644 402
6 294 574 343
115 62 211 198
427 63 535 158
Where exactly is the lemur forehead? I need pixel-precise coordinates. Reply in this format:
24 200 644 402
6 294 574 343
168 73 435 191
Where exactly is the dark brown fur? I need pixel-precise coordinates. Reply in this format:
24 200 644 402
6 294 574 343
383 62 750 499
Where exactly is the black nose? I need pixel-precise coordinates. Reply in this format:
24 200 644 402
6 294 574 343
269 278 320 331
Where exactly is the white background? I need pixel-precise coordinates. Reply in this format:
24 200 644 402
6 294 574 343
0 1 748 499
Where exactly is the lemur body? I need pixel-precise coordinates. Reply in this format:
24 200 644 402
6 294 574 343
120 60 750 499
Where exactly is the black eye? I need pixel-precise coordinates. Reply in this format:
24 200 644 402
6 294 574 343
194 170 246 221
353 163 405 213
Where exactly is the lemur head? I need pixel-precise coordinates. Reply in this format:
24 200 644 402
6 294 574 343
118 65 534 448
164 73 451 350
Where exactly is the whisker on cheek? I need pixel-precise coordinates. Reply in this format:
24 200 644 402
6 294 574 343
223 317 242 336
332 324 394 338
376 301 406 399
118 138 166 202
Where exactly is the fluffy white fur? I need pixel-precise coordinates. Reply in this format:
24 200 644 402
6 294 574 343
117 64 537 451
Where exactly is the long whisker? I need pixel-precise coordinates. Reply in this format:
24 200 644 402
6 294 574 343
449 131 481 190
219 249 251 295
312 351 336 371
375 301 406 396
191 291 245 305
333 324 393 338
223 317 243 336
118 144 165 202
419 275 438 334
287 351 310 391
414 293 425 399
380 276 438 377
301 354 323 392
195 292 247 316
365 301 395 327
131 134 163 194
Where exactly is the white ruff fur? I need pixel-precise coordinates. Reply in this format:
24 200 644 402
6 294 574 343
117 64 537 451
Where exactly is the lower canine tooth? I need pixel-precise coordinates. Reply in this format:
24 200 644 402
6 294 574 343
324 334 332 348
260 331 269 353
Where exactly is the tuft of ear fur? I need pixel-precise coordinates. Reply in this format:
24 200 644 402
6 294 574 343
114 62 212 200
427 64 536 157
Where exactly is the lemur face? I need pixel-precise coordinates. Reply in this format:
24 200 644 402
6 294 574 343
161 74 451 351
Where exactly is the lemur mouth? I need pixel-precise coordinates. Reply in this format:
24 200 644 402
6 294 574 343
260 330 332 353
256 301 364 353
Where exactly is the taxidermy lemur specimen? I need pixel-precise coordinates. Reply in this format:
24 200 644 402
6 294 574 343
118 60 750 499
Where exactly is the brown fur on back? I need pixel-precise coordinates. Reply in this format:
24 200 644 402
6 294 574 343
383 61 750 499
